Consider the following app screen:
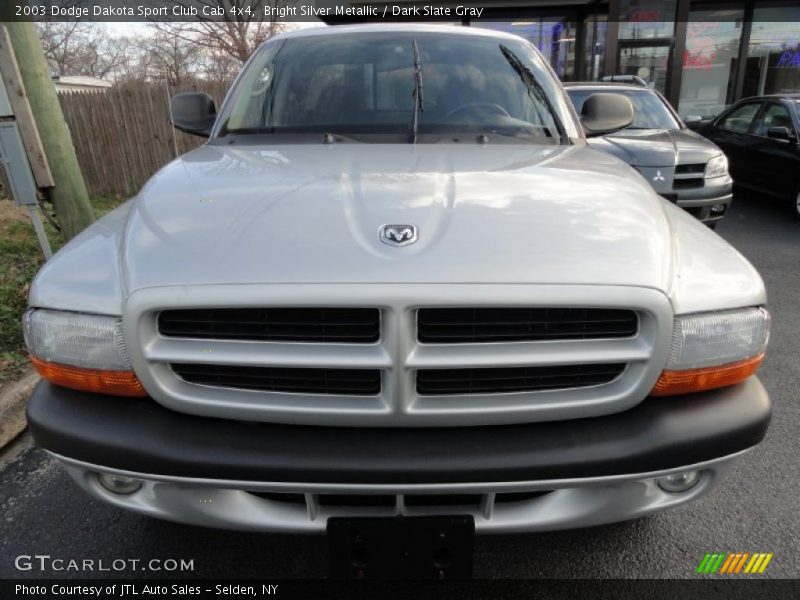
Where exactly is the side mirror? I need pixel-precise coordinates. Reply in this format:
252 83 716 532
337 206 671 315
580 93 634 137
683 115 704 130
171 92 216 138
766 126 795 142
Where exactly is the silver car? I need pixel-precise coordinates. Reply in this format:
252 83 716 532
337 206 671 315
565 81 733 228
24 25 770 541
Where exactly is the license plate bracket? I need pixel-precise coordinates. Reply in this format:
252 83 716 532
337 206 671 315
327 515 475 579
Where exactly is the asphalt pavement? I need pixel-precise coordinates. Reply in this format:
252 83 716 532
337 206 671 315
1 192 798 580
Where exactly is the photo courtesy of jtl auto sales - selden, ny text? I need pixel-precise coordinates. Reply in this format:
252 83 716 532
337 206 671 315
0 0 799 598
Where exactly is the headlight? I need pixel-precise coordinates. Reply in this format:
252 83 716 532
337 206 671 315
704 153 728 179
23 309 146 397
651 307 769 396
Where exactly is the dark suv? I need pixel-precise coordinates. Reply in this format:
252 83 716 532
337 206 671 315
694 94 800 220
566 81 732 227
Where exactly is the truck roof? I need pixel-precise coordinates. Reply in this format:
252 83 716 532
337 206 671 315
272 23 526 43
563 82 652 92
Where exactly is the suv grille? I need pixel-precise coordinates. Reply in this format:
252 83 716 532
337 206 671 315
158 308 380 343
673 179 703 190
673 163 705 190
675 163 705 174
417 308 637 343
171 364 381 395
416 363 625 395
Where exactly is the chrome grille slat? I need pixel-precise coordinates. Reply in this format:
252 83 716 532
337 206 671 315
158 307 380 343
418 307 638 343
146 338 392 369
171 364 382 396
417 364 626 395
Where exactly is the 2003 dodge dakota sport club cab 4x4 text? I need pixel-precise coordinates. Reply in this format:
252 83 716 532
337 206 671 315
24 26 771 549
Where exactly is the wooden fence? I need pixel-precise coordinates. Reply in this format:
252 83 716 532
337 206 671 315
58 82 230 199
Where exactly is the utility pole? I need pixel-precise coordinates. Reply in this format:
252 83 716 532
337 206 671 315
4 22 94 240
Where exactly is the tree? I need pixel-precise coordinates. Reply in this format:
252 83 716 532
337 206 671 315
107 37 154 84
36 22 127 79
154 0 289 66
144 26 199 88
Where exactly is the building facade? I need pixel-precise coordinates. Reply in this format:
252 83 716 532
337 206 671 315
340 0 800 118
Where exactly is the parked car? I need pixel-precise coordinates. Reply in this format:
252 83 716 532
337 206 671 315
24 26 771 557
565 81 733 227
695 94 800 220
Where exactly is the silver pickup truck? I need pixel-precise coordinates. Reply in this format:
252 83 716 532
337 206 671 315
24 25 770 539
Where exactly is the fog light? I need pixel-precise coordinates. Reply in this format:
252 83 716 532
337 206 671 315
98 473 142 495
711 204 726 213
657 471 700 493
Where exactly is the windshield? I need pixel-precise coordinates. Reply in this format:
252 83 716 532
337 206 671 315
217 32 564 144
567 88 681 131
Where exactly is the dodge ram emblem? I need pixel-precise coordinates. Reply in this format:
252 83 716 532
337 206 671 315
380 224 418 247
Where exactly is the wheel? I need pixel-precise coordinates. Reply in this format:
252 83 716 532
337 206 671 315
794 186 800 222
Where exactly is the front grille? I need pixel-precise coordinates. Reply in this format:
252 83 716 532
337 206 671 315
417 308 638 343
673 164 705 190
133 285 665 426
158 308 380 343
248 491 553 508
171 364 381 395
673 178 703 190
675 163 705 174
417 363 625 395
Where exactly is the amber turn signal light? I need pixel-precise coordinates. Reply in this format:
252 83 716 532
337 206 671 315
30 356 148 397
650 354 763 397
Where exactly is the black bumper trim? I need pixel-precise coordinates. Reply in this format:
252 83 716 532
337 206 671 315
27 379 771 485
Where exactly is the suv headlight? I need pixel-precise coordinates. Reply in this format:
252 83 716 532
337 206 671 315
23 309 146 397
651 307 769 396
704 153 728 179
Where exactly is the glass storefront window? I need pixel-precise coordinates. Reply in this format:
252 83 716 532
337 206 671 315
583 16 607 80
474 19 577 80
678 9 745 119
618 44 670 92
619 0 676 40
745 8 800 97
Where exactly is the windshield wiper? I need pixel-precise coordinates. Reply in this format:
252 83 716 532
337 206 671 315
498 45 565 144
409 39 424 144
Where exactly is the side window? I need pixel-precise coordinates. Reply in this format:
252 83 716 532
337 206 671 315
751 103 795 137
718 103 762 133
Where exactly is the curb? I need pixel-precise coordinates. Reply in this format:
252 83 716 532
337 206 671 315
0 370 38 449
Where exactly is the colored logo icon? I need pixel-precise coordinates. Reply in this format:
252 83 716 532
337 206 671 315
696 552 773 574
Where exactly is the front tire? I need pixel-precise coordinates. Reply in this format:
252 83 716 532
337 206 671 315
794 186 800 222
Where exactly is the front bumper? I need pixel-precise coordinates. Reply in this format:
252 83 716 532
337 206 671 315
669 177 733 224
28 378 771 533
675 192 733 224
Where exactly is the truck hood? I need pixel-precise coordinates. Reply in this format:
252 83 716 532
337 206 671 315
588 128 721 167
118 143 674 290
